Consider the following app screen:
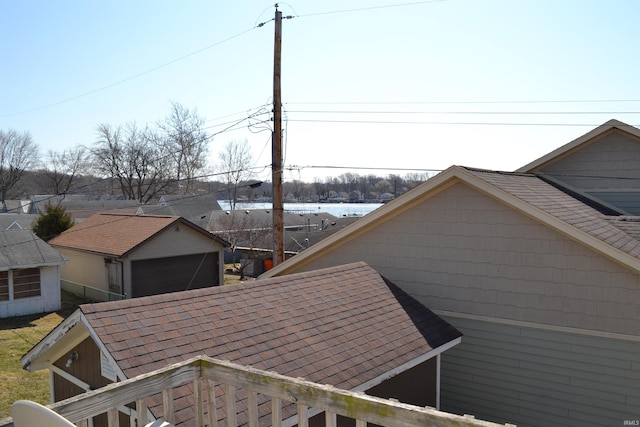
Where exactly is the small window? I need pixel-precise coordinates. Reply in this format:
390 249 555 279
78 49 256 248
0 271 8 301
13 268 41 299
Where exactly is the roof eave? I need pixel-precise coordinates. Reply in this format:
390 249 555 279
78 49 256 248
50 244 126 258
22 309 88 371
260 166 464 278
262 165 640 278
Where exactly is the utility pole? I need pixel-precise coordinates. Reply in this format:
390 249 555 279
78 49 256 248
272 5 284 266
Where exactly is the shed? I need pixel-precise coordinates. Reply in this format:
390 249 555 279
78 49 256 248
0 229 66 317
48 213 229 298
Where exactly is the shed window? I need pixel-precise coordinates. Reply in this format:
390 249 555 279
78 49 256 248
13 268 41 299
0 271 8 301
0 268 41 301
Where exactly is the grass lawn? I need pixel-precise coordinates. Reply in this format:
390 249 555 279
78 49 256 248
0 276 243 420
0 292 82 420
0 311 64 419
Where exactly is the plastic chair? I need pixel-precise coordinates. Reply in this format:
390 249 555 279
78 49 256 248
144 421 174 427
11 400 76 427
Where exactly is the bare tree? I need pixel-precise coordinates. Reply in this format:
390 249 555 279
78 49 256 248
217 139 254 210
38 146 89 195
211 210 272 279
0 129 39 210
159 102 209 195
91 123 174 203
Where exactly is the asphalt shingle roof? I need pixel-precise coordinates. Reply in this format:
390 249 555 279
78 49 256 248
48 213 184 256
80 261 461 425
0 229 66 269
465 167 640 259
138 194 222 220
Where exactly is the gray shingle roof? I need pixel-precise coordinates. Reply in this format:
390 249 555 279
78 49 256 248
137 194 222 220
465 168 640 259
0 230 66 269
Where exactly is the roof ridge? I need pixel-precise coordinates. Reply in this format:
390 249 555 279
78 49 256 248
81 261 372 314
461 166 535 177
97 212 179 219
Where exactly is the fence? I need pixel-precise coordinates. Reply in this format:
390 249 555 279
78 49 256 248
61 280 126 303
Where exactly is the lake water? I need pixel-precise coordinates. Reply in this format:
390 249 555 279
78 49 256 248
218 201 383 218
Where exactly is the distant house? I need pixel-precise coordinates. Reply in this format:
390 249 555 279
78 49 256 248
0 229 66 318
2 200 32 214
21 262 462 426
48 213 229 298
206 209 360 272
136 193 222 224
261 120 640 426
0 213 39 230
29 195 140 221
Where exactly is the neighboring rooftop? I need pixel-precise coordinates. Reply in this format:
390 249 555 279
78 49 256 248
48 213 227 257
0 229 66 269
61 261 461 425
136 193 222 220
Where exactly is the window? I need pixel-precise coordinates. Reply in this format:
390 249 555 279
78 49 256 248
0 271 8 301
13 268 41 299
0 268 41 301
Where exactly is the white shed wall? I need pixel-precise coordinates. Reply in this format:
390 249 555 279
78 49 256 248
0 265 61 318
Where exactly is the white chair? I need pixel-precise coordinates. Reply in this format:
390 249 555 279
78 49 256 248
11 400 76 427
12 399 174 427
144 421 174 427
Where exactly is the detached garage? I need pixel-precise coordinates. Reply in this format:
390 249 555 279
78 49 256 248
49 213 229 299
131 253 220 297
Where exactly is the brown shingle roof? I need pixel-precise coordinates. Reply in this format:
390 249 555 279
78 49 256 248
80 261 461 425
48 213 210 256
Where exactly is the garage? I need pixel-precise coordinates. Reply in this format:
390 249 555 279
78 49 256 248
131 253 220 298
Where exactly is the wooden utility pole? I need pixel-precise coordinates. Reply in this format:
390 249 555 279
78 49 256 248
272 6 284 266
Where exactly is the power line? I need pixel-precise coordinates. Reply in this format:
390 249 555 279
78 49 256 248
296 0 448 18
287 165 441 174
286 110 640 115
286 99 640 105
286 118 635 127
0 27 257 118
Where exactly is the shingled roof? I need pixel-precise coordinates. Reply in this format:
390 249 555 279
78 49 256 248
73 261 460 425
464 168 640 259
48 213 228 256
263 164 640 279
0 229 66 269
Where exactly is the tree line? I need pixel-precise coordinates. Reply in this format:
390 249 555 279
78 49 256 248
2 102 431 208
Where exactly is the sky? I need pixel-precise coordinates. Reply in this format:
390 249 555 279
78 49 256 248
1 0 639 184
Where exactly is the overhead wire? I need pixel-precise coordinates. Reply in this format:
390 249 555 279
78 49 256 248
1 27 258 118
295 0 448 18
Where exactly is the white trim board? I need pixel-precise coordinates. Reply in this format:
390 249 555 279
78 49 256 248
435 310 640 343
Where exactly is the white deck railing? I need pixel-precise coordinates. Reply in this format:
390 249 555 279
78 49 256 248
3 355 514 427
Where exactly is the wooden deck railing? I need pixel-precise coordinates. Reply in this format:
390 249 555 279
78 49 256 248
2 355 515 427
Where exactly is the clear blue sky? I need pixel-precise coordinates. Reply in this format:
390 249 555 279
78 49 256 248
2 0 639 183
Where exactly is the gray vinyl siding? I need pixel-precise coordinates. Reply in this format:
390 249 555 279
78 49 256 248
440 316 640 427
284 182 640 424
536 132 640 191
295 182 640 336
